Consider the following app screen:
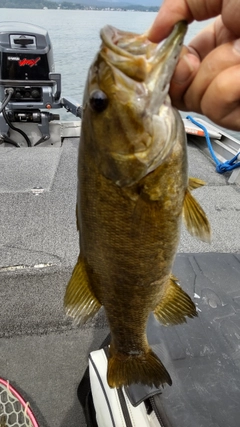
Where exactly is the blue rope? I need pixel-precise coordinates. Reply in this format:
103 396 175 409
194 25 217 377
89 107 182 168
186 115 240 174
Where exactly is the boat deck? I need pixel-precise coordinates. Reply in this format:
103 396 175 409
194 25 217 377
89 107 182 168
0 122 240 427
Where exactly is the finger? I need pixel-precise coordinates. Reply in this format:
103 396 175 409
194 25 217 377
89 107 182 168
148 1 194 42
184 40 240 113
169 47 200 110
188 20 216 60
200 65 240 130
222 0 240 37
148 0 222 43
189 17 236 60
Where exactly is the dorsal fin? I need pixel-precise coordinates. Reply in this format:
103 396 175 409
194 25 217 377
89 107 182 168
188 176 206 191
183 189 211 243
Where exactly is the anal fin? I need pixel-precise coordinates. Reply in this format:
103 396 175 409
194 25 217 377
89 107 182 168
183 189 211 243
154 275 197 326
64 256 101 325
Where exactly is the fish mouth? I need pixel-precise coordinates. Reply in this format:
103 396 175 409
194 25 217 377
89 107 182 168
100 21 187 113
89 22 188 187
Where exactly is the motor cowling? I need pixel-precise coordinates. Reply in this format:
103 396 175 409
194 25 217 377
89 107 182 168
0 22 81 147
0 22 60 108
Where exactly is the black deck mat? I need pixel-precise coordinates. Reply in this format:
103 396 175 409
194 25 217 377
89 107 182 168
82 253 240 427
146 252 240 427
79 253 240 427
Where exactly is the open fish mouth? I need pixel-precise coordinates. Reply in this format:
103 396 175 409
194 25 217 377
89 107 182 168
100 21 188 113
83 21 188 187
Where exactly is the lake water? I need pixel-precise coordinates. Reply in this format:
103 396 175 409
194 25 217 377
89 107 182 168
0 8 238 139
0 9 211 113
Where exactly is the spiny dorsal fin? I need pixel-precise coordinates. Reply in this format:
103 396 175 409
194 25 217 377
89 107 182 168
64 256 101 325
154 275 197 326
188 177 206 191
183 189 211 243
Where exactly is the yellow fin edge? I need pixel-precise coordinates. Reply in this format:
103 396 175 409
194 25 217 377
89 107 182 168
64 256 101 325
154 275 197 326
188 177 206 191
183 188 211 243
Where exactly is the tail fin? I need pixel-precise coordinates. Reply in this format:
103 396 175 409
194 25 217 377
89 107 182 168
107 348 172 389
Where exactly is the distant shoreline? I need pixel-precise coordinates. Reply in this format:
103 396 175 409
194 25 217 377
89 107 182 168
0 6 159 12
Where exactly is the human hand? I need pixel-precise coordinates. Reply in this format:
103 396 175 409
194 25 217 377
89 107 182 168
148 0 240 130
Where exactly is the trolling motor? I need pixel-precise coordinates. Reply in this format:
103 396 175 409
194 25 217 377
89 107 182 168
0 22 81 147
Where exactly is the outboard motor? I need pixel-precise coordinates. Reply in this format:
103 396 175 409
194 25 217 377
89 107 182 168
0 22 81 147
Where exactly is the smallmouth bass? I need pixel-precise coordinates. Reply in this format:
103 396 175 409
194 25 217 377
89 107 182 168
65 21 211 388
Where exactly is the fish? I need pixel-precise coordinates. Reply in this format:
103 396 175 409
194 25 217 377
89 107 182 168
64 21 211 389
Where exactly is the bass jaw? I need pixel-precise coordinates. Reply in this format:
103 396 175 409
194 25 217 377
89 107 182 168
100 21 187 113
85 22 188 187
146 20 187 113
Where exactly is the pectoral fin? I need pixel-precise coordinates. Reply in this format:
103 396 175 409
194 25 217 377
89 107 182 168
64 256 101 325
183 189 211 243
154 275 197 326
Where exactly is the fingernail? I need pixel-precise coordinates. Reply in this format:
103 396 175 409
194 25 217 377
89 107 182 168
173 53 199 83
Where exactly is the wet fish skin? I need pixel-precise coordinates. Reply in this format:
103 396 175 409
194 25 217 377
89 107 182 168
65 21 210 389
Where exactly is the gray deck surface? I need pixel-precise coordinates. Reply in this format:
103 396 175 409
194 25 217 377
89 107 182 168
0 127 240 427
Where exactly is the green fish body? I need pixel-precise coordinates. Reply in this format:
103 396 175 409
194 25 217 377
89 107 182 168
65 22 210 388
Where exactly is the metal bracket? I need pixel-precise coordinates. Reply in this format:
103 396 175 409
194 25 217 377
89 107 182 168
0 112 9 137
37 112 50 144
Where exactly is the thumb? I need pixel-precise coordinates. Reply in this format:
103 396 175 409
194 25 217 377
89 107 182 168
169 46 200 110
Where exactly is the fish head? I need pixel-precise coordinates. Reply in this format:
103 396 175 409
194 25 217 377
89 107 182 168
82 21 187 186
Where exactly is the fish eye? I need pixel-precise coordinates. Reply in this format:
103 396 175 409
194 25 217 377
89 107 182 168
89 90 109 113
